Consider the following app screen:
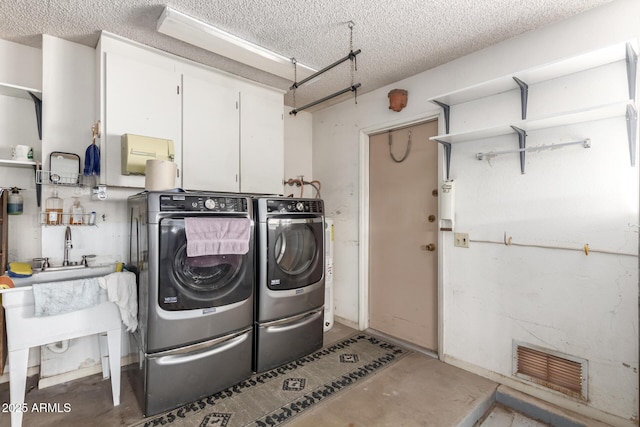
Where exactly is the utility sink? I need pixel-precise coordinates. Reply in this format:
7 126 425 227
1 261 123 427
10 263 118 287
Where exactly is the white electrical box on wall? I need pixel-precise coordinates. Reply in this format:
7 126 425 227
439 180 455 231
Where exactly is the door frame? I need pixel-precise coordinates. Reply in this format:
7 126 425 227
358 112 445 359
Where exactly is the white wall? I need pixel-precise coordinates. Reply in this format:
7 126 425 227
312 0 639 424
0 39 42 264
284 110 314 196
0 38 41 91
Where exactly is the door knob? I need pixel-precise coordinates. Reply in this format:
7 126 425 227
428 215 436 223
422 243 436 251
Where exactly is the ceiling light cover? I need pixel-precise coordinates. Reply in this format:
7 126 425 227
157 7 316 81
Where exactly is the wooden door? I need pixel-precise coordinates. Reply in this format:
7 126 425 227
368 120 439 351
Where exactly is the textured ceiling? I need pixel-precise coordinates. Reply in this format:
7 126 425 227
0 0 613 111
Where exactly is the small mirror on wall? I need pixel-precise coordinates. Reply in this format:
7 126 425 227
49 152 80 184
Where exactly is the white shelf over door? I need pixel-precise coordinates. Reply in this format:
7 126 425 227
430 101 633 144
428 39 637 107
430 124 514 144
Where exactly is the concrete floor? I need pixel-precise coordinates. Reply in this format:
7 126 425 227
0 323 591 427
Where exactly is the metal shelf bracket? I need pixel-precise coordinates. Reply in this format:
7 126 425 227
433 101 450 134
434 139 452 181
627 104 638 166
511 126 527 174
626 42 637 102
513 77 529 120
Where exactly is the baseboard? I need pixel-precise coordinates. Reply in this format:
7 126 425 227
495 386 611 427
443 354 636 427
365 328 439 360
334 315 358 330
38 354 137 389
0 366 40 385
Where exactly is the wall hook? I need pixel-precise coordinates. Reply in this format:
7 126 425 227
584 243 589 256
503 232 512 246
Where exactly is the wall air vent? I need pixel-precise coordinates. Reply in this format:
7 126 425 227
513 341 588 400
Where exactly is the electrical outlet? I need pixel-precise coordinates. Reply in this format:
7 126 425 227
454 232 469 248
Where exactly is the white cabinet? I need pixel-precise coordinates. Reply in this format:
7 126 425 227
239 83 284 194
182 74 240 192
182 75 284 195
102 52 181 188
99 34 284 193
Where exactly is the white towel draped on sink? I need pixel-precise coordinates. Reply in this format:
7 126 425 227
32 278 102 317
98 271 138 332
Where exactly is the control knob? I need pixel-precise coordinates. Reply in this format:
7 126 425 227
296 202 305 212
204 199 216 210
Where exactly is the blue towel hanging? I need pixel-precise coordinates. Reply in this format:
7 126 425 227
84 143 100 176
84 122 100 176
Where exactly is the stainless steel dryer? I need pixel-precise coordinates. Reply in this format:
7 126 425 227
254 197 325 373
127 191 254 416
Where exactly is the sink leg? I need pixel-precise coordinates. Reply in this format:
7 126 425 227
8 347 29 427
106 328 121 406
98 333 110 379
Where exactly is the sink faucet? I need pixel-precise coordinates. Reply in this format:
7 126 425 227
63 226 73 266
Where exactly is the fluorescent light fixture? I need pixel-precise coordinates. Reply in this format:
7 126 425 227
157 6 316 81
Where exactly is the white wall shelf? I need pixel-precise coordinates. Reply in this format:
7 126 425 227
0 82 43 141
0 82 41 100
432 101 634 144
429 40 638 178
429 40 637 111
0 159 41 208
0 159 37 168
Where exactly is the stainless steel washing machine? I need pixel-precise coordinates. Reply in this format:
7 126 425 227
254 197 325 373
127 191 254 416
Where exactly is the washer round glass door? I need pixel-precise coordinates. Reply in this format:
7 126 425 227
267 216 323 290
158 218 252 310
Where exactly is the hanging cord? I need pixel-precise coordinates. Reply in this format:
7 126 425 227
291 58 297 112
349 21 358 104
388 130 412 163
468 231 638 258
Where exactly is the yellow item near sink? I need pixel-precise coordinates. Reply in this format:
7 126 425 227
8 262 32 276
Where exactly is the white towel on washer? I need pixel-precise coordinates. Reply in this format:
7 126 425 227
98 271 138 332
185 217 251 256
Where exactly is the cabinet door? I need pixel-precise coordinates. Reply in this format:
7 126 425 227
182 74 240 192
239 85 284 194
103 52 181 188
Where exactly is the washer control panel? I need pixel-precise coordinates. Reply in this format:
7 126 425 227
160 194 248 212
265 199 323 214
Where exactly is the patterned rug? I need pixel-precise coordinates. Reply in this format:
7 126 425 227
129 333 410 427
